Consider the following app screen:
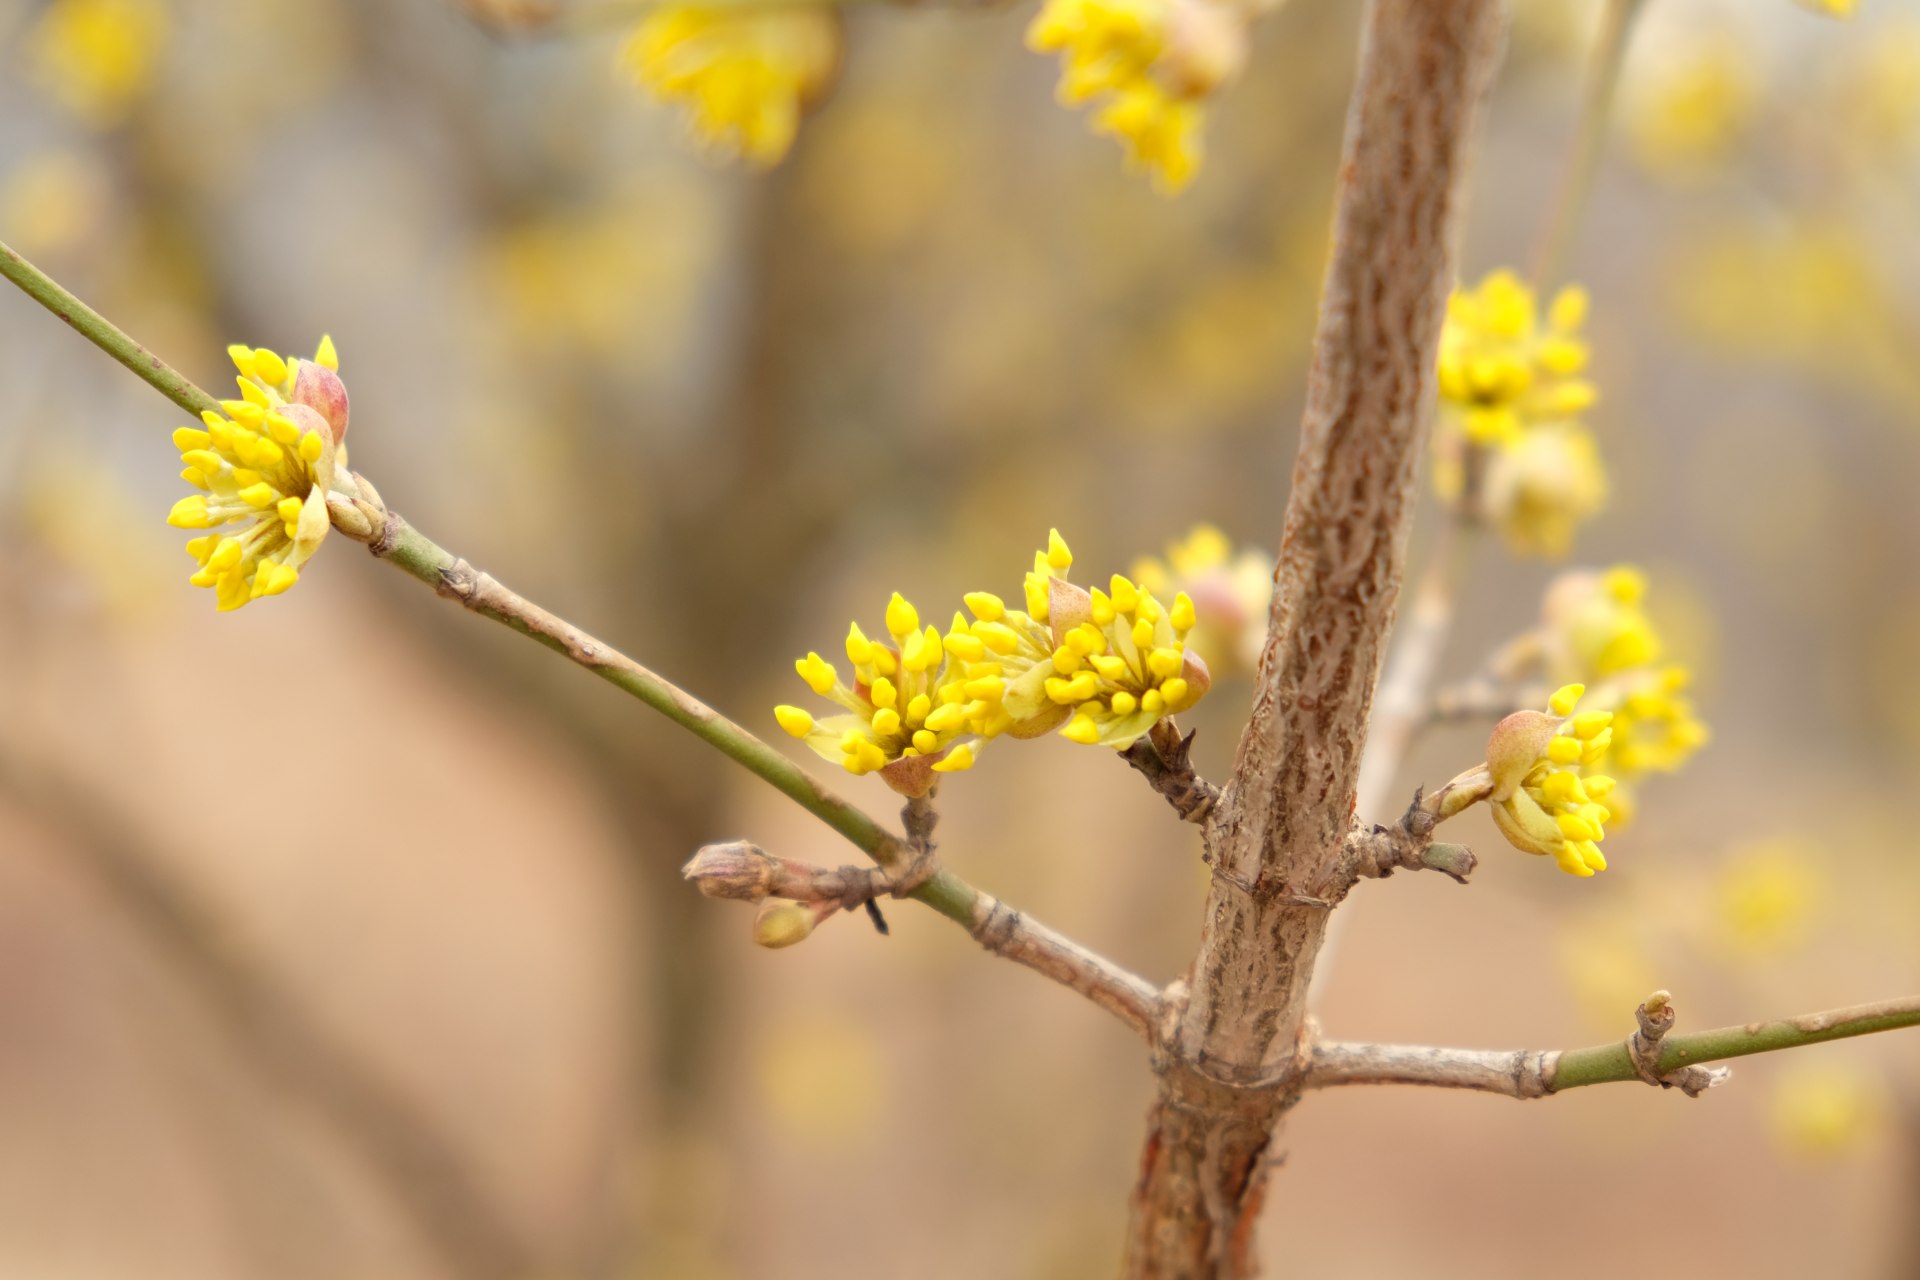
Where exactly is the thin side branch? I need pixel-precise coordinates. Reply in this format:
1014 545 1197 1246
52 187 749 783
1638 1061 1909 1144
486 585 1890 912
1121 720 1220 825
1529 0 1647 289
0 239 1158 1040
1305 994 1920 1097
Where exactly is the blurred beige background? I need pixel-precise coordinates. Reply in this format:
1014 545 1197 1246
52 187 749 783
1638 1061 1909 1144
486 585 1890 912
2 0 1918 1276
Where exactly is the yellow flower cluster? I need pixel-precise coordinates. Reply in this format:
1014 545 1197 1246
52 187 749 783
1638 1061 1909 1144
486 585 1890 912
777 531 1211 793
1026 0 1243 194
1434 270 1606 558
165 339 348 610
1485 683 1619 877
1129 523 1272 676
26 0 171 129
621 7 841 168
1540 566 1709 782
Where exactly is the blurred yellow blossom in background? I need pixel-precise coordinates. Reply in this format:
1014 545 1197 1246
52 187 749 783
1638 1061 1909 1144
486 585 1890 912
23 0 171 129
1130 524 1273 676
0 150 112 262
1768 1062 1881 1157
1026 0 1248 192
622 6 842 167
1713 841 1824 958
1626 35 1757 180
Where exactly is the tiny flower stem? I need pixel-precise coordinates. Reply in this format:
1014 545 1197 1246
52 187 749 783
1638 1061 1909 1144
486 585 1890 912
1528 0 1649 291
0 239 221 420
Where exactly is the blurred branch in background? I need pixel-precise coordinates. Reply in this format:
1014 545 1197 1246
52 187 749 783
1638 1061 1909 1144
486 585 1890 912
0 740 540 1280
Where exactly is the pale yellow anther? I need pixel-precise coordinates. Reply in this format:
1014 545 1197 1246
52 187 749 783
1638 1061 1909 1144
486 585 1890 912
797 652 837 695
299 430 325 463
231 468 262 487
912 729 939 754
180 449 223 475
1090 654 1129 680
906 694 932 722
923 704 966 733
265 413 300 445
239 483 277 509
255 563 299 597
173 427 211 452
1046 528 1072 572
1089 588 1115 625
227 344 256 376
1147 647 1183 680
1549 683 1585 716
239 378 271 408
167 496 211 528
869 676 898 709
1170 592 1196 633
180 468 212 490
1025 580 1050 619
1045 676 1077 704
943 631 986 663
964 676 1005 702
843 621 873 665
252 349 289 385
871 708 902 737
1061 716 1100 745
870 647 897 676
276 497 304 525
932 743 976 773
1066 624 1105 657
972 621 1018 654
1571 711 1612 740
1547 736 1583 766
1109 575 1140 613
210 538 243 570
886 592 919 638
964 591 1005 622
315 334 340 371
774 705 815 738
1160 677 1189 707
1051 648 1083 675
1110 691 1138 716
1131 618 1155 649
1141 689 1165 715
1063 672 1097 702
184 536 214 562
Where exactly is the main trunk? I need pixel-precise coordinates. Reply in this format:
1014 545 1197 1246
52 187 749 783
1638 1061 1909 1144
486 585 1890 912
1121 1 1507 1274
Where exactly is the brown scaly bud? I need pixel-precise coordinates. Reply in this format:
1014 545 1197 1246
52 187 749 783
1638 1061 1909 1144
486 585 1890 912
683 841 780 902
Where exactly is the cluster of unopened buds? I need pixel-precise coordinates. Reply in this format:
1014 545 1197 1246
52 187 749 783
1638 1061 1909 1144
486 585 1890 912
775 530 1212 795
1432 269 1607 559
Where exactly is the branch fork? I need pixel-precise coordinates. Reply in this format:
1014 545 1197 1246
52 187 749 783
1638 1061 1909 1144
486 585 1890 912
1627 991 1732 1098
1344 785 1479 886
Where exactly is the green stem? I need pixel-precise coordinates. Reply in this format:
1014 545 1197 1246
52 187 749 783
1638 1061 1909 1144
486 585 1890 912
0 239 221 420
0 240 1172 1040
1529 0 1648 290
1553 995 1920 1092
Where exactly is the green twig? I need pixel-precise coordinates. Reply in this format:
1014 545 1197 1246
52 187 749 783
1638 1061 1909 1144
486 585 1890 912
0 237 1159 1035
0 239 221 420
1552 995 1920 1092
1306 994 1920 1097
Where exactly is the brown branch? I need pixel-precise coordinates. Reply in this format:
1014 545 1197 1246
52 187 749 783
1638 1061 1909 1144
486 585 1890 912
1121 719 1221 825
1123 2 1505 1274
1342 788 1477 886
682 840 1165 1040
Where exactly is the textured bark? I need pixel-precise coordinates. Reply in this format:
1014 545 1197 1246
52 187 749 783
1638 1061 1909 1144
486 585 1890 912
1122 2 1506 1274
